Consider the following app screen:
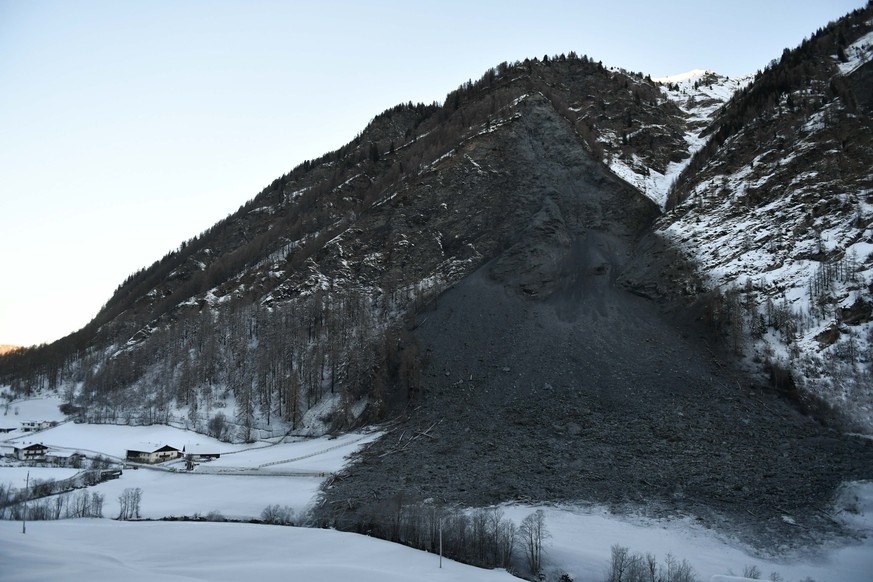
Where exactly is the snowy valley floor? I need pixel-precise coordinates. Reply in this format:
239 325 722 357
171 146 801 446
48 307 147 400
1 494 872 582
2 398 873 581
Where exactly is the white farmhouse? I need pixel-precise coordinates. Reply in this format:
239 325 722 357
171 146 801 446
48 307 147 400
125 445 183 464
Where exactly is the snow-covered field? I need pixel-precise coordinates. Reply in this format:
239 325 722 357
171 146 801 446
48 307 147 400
202 431 381 473
0 396 67 437
2 397 381 473
2 490 871 582
0 396 66 424
89 469 323 520
0 400 382 523
0 520 518 582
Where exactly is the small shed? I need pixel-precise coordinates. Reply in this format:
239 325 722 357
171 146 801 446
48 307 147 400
186 452 220 462
182 443 221 464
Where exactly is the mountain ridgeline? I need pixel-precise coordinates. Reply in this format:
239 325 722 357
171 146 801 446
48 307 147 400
0 52 688 436
3 2 873 548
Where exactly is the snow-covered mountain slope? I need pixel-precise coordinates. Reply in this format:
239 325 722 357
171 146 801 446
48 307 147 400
838 24 873 76
657 8 873 430
607 69 752 209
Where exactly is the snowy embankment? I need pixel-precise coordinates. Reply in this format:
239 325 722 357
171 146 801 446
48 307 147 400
502 495 873 582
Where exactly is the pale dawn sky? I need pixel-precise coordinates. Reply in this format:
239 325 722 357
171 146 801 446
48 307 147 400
0 0 865 347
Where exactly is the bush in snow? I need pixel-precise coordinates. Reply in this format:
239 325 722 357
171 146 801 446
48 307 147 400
205 510 227 522
261 504 295 525
208 412 230 442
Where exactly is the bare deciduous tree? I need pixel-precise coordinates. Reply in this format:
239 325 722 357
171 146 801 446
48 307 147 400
607 546 699 582
117 487 142 520
518 509 549 576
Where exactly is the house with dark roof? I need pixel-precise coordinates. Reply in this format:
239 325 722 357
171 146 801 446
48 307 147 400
14 443 48 461
125 445 182 464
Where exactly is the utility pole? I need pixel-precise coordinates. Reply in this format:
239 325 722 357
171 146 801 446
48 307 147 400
22 471 29 534
439 515 443 569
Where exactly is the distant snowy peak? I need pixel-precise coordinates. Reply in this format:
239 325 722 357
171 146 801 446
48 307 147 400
657 70 753 132
655 70 753 102
651 68 713 84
